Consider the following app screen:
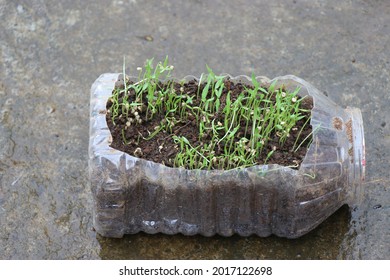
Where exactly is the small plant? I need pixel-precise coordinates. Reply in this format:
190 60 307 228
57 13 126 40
107 57 313 170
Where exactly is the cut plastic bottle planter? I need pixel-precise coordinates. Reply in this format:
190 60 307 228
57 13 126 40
89 73 365 238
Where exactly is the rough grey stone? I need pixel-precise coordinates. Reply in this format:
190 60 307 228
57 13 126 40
0 0 389 259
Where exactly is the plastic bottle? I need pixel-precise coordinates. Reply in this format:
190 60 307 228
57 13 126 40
89 73 365 238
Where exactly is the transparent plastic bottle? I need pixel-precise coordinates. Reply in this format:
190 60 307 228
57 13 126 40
89 73 365 238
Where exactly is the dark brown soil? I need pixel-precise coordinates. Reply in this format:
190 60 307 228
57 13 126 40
106 76 313 170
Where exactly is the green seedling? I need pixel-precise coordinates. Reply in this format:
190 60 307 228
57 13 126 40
108 57 312 170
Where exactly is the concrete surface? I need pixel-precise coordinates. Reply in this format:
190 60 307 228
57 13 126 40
0 0 389 259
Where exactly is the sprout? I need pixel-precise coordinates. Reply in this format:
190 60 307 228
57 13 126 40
134 147 143 157
109 57 311 170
